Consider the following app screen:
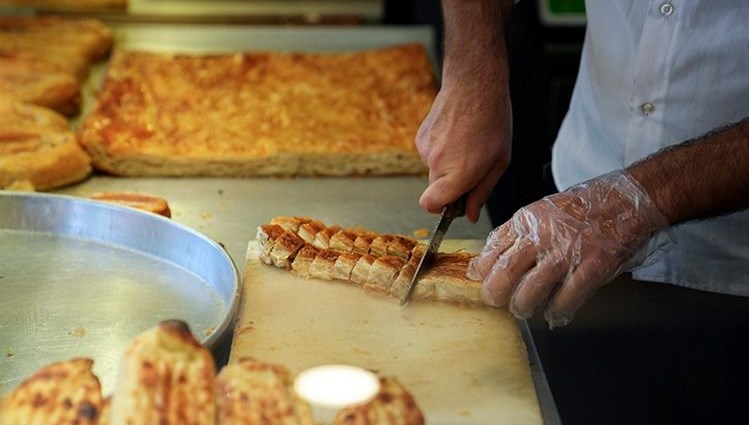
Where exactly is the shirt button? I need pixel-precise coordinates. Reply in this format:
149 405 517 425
659 2 674 16
641 102 655 116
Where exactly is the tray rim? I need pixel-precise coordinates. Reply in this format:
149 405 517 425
0 190 241 349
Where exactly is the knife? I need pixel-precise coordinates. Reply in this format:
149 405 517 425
400 195 467 306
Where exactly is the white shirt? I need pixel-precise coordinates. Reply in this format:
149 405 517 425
551 0 749 296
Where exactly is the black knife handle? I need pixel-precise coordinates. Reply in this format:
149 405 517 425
444 194 468 220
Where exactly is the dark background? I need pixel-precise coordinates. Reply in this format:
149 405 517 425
383 2 749 425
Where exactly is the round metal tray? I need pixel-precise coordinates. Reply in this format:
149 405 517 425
0 192 240 397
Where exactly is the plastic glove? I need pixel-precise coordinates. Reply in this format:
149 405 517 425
467 171 671 328
415 83 511 223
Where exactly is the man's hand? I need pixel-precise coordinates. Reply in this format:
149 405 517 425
417 0 514 222
467 171 670 327
416 83 511 222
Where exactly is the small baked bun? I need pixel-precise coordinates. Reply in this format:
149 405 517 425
0 358 104 425
108 320 216 425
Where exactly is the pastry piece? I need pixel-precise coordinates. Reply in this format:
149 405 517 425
364 256 406 296
329 229 357 253
427 252 483 305
215 358 313 425
389 245 434 301
257 224 286 265
298 220 326 244
332 252 360 281
309 249 340 280
270 230 306 269
352 232 377 255
270 216 311 233
0 93 90 191
109 320 216 425
77 45 434 177
331 377 425 425
386 236 417 261
0 16 113 80
90 191 172 218
0 358 103 425
291 245 321 278
0 56 81 115
350 254 376 286
311 225 341 250
369 235 393 258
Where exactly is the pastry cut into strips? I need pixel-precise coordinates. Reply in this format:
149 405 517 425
256 217 485 306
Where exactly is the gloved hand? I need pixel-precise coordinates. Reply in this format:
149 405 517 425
415 82 511 223
467 171 672 328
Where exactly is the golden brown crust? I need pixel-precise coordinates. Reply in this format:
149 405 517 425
0 358 103 425
309 249 340 280
333 252 360 281
215 358 313 425
109 320 216 425
0 57 81 115
270 230 306 269
90 191 172 217
77 45 435 177
364 256 406 295
0 16 113 80
290 245 321 278
331 377 425 425
350 254 376 286
352 232 377 255
270 216 311 233
298 220 326 244
0 94 90 191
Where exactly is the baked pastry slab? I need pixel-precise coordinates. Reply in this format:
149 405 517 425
78 44 436 177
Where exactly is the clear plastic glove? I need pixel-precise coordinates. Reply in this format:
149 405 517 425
467 171 672 328
415 83 511 223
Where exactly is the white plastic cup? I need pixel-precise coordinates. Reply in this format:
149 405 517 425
294 364 381 425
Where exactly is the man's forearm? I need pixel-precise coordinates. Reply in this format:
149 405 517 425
628 117 749 225
440 0 513 90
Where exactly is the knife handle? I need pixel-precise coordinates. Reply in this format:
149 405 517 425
444 194 468 220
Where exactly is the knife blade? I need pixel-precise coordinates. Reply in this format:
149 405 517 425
400 195 467 306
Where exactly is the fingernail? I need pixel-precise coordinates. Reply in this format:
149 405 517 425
481 284 503 308
466 257 482 280
509 303 531 320
544 309 571 329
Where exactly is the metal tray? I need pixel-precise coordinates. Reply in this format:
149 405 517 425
0 192 240 397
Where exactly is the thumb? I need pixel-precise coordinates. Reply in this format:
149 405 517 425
419 171 473 215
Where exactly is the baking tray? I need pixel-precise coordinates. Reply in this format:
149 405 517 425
0 192 240 397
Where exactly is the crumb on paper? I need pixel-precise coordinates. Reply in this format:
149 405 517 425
217 189 224 195
6 349 15 358
203 327 215 337
459 409 472 417
68 327 87 338
201 212 213 220
412 228 430 238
